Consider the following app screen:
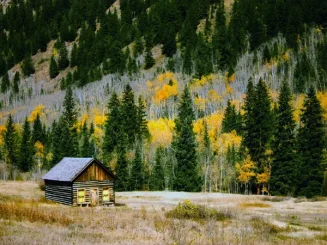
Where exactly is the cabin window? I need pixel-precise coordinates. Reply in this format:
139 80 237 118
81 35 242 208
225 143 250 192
77 189 85 203
103 188 110 202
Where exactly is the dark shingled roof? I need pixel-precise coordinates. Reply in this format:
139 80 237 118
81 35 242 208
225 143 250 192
43 157 105 182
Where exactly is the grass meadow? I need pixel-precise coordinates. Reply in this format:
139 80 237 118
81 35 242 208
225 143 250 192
1 181 327 244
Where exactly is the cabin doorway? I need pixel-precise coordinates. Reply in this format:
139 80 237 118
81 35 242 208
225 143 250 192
90 189 98 207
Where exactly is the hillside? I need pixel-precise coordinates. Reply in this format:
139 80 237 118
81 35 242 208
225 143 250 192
0 0 327 197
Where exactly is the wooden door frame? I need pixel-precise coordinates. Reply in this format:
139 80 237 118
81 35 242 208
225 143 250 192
90 188 99 206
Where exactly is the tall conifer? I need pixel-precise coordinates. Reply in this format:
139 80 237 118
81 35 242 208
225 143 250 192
173 86 201 191
296 87 325 197
270 81 296 196
19 117 34 172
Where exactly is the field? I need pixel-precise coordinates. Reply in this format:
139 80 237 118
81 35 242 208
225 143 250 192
1 182 327 244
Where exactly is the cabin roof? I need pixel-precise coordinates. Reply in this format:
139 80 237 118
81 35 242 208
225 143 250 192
42 157 116 182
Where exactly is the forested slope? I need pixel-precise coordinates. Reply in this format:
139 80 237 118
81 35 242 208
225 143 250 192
0 0 327 197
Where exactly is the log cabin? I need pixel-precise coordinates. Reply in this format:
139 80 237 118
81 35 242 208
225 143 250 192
42 157 116 206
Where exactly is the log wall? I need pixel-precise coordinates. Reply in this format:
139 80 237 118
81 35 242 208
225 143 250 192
72 180 114 206
45 183 72 205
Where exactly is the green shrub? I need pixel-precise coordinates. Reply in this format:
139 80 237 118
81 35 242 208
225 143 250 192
165 200 231 222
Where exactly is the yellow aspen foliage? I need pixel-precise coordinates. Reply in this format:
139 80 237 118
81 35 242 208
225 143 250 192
194 96 207 111
94 126 104 139
224 85 234 96
151 72 179 104
236 156 256 184
221 130 242 149
192 74 214 88
77 114 89 130
34 141 44 159
146 80 153 88
317 91 327 121
256 167 270 184
208 89 222 103
148 118 175 146
228 74 235 83
94 114 106 126
28 104 45 122
283 51 289 61
293 94 305 122
0 125 6 146
52 48 58 57
89 108 106 126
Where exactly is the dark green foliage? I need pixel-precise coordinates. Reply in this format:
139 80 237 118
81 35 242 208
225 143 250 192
182 45 193 75
12 72 20 94
32 114 44 144
150 146 165 191
137 95 150 141
144 47 155 70
244 78 273 172
115 134 129 191
213 1 229 70
294 52 316 93
130 145 145 190
173 86 201 192
80 123 93 157
62 86 78 128
4 114 19 169
194 34 213 78
162 28 176 57
296 87 325 198
70 43 78 68
58 43 69 70
103 92 121 155
1 72 10 93
21 54 35 77
49 56 59 79
222 100 242 134
19 118 34 172
121 84 138 147
270 81 296 196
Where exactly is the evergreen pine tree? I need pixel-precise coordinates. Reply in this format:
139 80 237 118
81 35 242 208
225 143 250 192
13 72 20 94
21 54 35 77
244 78 273 172
121 84 138 147
182 44 193 75
296 87 325 198
173 86 201 191
144 47 155 70
62 86 79 156
32 114 44 144
270 80 296 196
222 99 242 134
130 144 144 190
49 56 59 79
1 72 9 93
4 114 19 170
103 92 121 155
150 146 165 191
58 43 69 70
70 43 78 67
19 117 34 172
137 95 150 141
80 123 90 157
243 77 257 156
115 133 129 191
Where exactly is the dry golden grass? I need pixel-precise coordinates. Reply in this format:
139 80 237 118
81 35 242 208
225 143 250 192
1 181 327 245
239 202 271 208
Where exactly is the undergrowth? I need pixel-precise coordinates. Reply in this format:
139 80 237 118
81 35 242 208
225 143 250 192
165 200 232 222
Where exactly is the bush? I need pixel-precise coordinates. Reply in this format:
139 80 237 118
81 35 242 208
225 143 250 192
38 180 46 191
165 200 231 222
